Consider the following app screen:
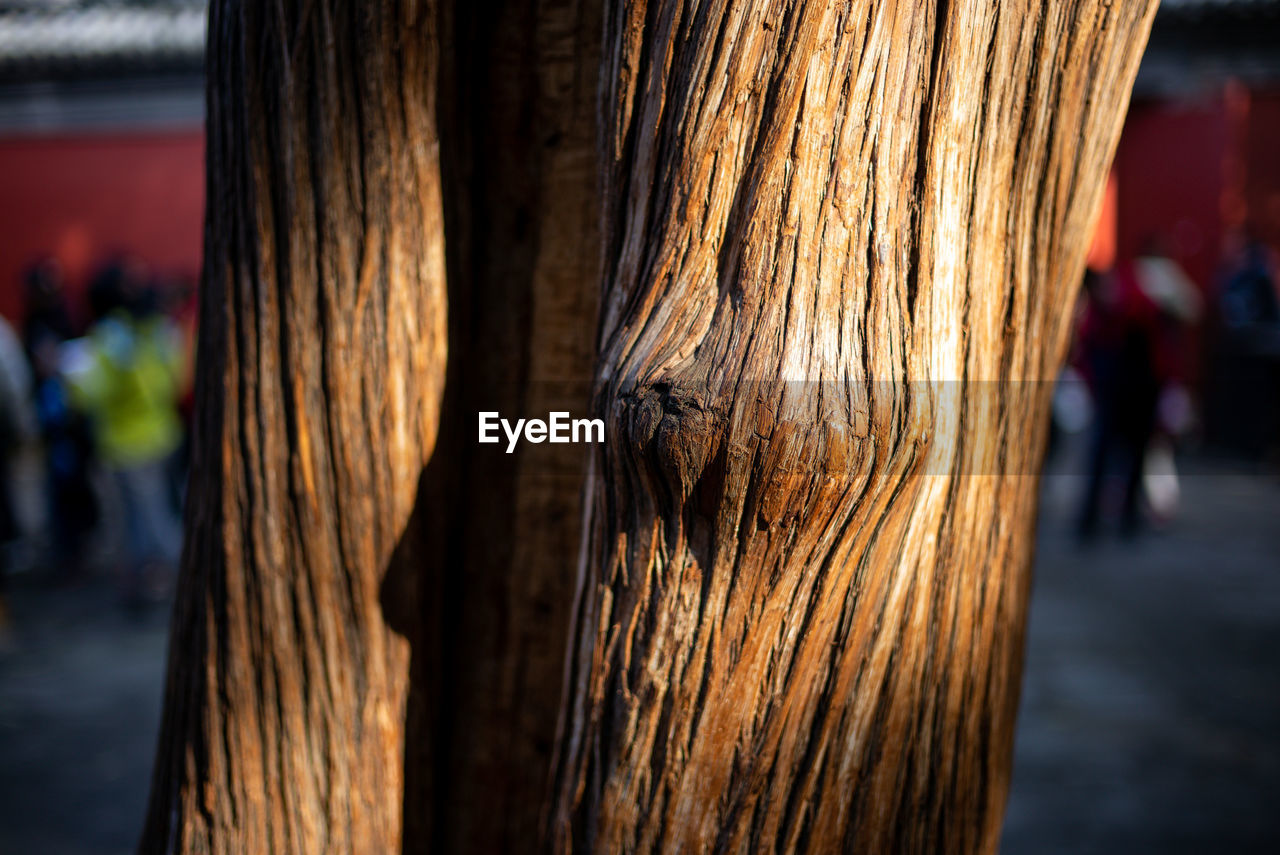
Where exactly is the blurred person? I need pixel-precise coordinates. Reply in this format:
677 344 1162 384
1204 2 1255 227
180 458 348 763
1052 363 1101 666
1132 240 1201 523
30 333 99 579
64 261 185 603
1133 238 1202 327
1205 230 1280 458
21 257 76 362
1073 268 1161 538
1075 243 1200 538
0 314 33 517
156 272 198 505
1218 229 1279 327
20 258 100 579
0 312 37 641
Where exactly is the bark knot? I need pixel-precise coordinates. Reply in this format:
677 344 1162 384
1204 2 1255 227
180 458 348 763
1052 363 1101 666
612 382 722 513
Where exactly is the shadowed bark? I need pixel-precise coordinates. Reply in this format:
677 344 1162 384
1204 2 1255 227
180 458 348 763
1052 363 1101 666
549 1 1158 852
140 1 447 851
404 0 602 850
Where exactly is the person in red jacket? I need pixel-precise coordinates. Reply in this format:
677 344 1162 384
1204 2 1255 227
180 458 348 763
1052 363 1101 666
1075 245 1199 537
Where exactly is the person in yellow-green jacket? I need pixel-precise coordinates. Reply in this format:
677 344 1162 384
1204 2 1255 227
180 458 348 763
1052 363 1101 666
64 260 185 602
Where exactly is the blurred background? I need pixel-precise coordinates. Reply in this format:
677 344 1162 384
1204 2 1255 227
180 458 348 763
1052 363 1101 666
0 1 1276 853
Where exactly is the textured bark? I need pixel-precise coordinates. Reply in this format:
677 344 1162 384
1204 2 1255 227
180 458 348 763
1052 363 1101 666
140 1 446 852
145 0 1159 852
550 1 1158 853
144 1 602 853
403 0 602 850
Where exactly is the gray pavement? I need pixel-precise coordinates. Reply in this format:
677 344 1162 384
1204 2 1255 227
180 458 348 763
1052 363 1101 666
0 579 168 855
1004 458 1280 853
0 453 1276 853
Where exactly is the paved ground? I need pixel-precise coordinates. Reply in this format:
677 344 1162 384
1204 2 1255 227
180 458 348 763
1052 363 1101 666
1004 456 1280 853
0 579 168 855
0 452 1276 852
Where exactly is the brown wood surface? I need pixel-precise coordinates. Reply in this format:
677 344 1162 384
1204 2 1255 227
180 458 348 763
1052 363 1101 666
550 1 1157 852
141 1 1158 852
406 0 601 850
140 1 447 851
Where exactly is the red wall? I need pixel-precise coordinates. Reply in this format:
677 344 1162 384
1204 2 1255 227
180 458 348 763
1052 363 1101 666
0 130 204 326
1113 97 1231 292
1243 92 1280 254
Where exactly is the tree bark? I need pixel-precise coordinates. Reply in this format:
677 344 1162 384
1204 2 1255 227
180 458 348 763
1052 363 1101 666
145 0 1160 852
549 1 1157 852
404 0 601 850
144 1 603 852
140 2 447 852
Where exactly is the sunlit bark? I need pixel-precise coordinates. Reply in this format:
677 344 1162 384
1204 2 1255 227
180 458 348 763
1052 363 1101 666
550 1 1158 851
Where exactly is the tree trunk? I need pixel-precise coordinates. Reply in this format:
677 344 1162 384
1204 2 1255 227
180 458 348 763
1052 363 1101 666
145 0 1158 852
549 1 1157 852
140 1 447 851
143 1 602 852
